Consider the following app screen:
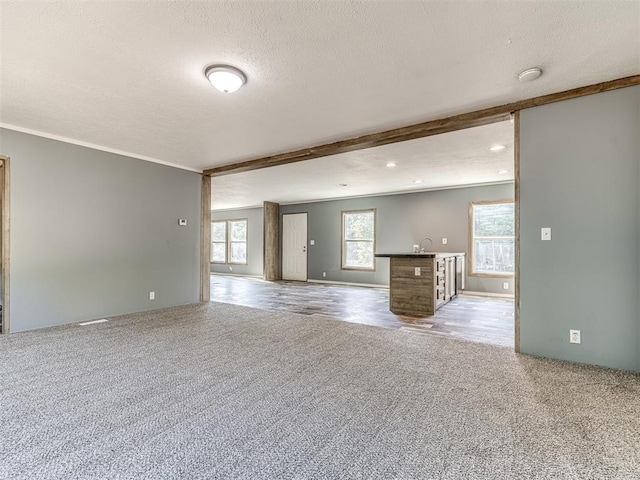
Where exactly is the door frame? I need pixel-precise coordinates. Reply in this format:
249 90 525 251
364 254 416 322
0 155 10 334
281 212 308 281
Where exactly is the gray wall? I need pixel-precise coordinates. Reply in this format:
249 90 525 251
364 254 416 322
280 183 514 293
519 85 640 372
1 129 201 332
210 207 263 276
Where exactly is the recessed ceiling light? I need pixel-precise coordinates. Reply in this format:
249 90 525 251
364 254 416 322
518 67 542 82
338 183 348 187
205 65 247 93
386 162 397 167
413 180 423 184
497 169 509 175
489 145 506 152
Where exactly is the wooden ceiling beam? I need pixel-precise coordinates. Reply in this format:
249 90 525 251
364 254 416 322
203 74 640 177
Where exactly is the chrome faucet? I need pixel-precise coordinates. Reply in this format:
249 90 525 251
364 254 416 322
419 237 433 253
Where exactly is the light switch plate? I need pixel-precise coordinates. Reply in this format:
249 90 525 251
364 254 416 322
541 227 551 241
442 237 448 245
310 240 315 245
178 219 187 226
414 267 421 276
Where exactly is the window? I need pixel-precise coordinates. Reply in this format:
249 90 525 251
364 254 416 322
342 209 375 270
211 219 247 265
470 200 514 276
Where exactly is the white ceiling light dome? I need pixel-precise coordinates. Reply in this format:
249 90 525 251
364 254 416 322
205 65 247 93
518 67 543 82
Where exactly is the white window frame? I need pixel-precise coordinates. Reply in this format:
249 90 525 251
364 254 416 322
211 218 248 265
469 200 514 277
341 209 376 271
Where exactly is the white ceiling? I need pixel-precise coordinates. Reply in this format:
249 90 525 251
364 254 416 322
212 120 514 210
1 1 638 173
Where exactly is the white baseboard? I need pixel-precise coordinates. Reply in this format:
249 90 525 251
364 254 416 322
460 290 515 299
307 279 389 289
211 272 263 279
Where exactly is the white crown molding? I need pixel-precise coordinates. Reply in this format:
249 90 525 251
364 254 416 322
0 123 203 174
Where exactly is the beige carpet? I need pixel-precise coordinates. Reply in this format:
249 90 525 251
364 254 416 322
1 302 639 479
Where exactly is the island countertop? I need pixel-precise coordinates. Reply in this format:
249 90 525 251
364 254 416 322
375 252 465 258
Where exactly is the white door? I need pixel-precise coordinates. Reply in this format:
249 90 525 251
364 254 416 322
282 213 308 281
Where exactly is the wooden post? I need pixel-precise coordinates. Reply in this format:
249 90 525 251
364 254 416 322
0 156 10 333
200 174 211 302
263 201 280 280
514 111 521 353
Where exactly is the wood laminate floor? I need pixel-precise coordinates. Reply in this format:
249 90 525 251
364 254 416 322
211 274 515 348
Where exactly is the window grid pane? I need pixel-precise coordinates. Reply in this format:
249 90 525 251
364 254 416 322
212 222 226 242
229 220 247 242
211 242 226 263
229 242 247 264
344 212 374 241
473 203 514 237
345 240 374 268
473 239 514 273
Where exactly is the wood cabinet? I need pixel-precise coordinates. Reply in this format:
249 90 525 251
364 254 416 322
376 253 465 317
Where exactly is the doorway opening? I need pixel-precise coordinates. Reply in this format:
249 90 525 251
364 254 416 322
208 118 517 348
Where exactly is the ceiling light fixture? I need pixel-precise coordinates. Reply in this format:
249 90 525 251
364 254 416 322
205 65 247 93
413 180 423 184
489 145 506 152
518 67 542 82
386 162 397 167
497 169 509 175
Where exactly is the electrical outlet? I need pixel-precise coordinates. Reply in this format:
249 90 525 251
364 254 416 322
570 329 581 344
414 267 421 276
229 266 233 271
149 291 155 300
503 282 509 290
322 272 326 277
442 237 448 245
310 240 315 245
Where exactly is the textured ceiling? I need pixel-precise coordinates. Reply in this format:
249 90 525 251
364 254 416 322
212 120 514 210
1 1 638 172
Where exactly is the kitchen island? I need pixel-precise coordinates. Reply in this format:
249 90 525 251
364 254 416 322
375 252 465 316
